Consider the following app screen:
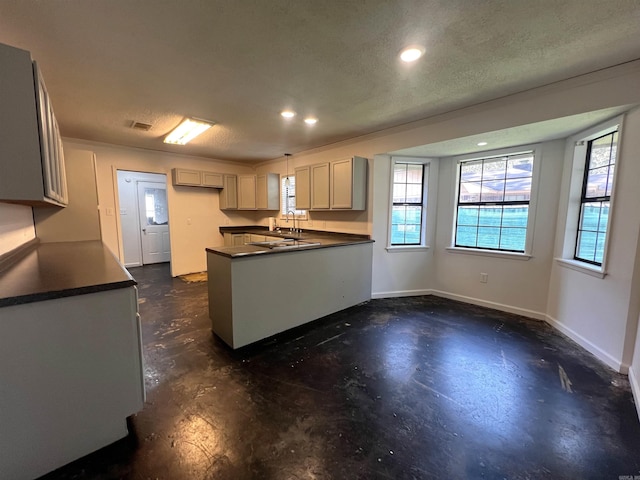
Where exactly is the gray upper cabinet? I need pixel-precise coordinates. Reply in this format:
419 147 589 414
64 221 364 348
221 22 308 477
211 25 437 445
220 173 279 211
294 166 310 210
296 156 367 211
311 163 330 209
171 168 223 188
256 173 280 210
330 156 367 210
0 43 67 206
238 175 257 209
219 174 238 209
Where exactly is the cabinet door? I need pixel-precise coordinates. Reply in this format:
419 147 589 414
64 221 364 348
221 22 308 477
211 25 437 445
294 166 310 210
172 168 201 186
220 175 237 209
202 172 223 188
256 173 280 210
311 163 330 209
256 174 267 209
330 158 353 209
238 175 256 209
232 234 246 246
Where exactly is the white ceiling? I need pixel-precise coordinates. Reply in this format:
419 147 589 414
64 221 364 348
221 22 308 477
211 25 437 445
1 1 639 163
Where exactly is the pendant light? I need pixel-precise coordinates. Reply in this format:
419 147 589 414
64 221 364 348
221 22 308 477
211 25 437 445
284 153 292 187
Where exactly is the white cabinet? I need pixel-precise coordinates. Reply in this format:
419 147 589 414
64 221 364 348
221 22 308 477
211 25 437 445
294 166 310 210
330 156 367 210
171 168 223 188
0 43 67 206
311 163 330 209
256 173 280 210
220 174 238 209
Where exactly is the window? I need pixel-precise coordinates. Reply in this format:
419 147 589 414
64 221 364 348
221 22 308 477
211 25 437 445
281 176 305 217
574 129 618 265
391 162 426 245
455 151 534 252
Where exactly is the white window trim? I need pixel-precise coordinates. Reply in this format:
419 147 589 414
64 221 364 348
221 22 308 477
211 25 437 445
279 175 307 220
556 115 623 277
449 143 542 257
386 156 438 251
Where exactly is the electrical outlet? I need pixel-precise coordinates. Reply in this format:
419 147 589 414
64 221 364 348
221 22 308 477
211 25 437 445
308 220 313 227
480 273 488 283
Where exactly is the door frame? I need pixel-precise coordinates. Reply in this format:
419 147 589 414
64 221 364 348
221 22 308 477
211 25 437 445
113 169 172 268
136 180 171 265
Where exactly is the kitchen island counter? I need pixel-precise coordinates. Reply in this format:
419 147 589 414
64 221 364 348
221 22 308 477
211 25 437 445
207 228 373 349
208 227 372 258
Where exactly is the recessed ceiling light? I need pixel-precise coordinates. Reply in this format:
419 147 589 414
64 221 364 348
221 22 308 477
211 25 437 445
304 118 317 125
281 110 296 118
477 141 488 146
399 45 425 63
163 118 215 145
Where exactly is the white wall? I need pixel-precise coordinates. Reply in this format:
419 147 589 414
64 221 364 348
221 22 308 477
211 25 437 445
63 140 256 277
0 203 35 256
116 171 167 267
432 140 565 318
547 107 640 372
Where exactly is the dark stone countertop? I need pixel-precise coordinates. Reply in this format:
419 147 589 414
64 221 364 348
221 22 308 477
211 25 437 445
208 226 373 258
0 240 136 308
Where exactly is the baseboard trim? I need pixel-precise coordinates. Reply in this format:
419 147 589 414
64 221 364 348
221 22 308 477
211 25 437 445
545 314 626 373
430 290 547 320
629 367 640 421
371 289 433 299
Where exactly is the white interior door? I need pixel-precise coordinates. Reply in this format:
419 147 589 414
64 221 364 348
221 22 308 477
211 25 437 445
137 181 171 264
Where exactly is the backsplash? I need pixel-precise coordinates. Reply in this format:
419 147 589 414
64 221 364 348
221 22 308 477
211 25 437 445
0 203 35 256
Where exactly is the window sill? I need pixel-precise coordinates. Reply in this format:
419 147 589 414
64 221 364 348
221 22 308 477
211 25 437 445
445 247 532 261
555 258 606 279
385 245 430 253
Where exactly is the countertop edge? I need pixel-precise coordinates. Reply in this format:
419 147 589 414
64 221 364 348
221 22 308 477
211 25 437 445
0 240 137 308
0 279 137 308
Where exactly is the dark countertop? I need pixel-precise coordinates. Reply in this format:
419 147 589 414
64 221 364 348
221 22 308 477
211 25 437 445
208 226 373 258
0 240 136 307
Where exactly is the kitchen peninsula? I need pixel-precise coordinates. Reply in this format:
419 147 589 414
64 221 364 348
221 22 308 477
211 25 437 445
206 227 374 349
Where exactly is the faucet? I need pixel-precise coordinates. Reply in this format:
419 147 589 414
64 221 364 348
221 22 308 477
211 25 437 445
286 210 298 234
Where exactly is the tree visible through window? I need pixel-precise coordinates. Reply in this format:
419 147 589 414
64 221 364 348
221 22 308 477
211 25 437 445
391 163 425 245
455 152 534 252
575 130 617 265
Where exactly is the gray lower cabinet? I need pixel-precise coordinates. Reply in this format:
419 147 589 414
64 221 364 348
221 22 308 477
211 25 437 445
0 286 144 480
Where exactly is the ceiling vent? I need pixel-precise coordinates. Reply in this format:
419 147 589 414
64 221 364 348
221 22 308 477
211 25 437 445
130 121 152 131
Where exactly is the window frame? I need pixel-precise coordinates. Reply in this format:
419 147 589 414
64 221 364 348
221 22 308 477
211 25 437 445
386 157 437 251
556 116 623 277
280 175 307 220
449 144 541 258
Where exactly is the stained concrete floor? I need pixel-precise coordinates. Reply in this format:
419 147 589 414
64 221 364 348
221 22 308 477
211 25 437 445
39 263 640 480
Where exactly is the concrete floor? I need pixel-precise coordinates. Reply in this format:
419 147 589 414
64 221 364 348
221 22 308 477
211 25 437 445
40 263 640 479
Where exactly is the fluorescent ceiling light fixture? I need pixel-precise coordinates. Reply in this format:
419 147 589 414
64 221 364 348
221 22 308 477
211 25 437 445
304 117 318 125
164 118 214 145
477 141 488 146
281 110 296 118
400 45 425 63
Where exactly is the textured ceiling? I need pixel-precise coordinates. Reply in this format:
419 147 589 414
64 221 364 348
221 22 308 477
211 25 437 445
0 1 639 163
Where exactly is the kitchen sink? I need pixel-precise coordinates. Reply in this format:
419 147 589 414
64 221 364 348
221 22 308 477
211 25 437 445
248 239 321 250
